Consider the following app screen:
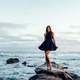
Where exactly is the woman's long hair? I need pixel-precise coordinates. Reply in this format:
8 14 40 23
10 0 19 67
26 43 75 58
46 25 52 33
45 25 53 38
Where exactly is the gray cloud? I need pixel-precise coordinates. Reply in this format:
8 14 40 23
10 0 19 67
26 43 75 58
61 32 80 35
69 25 80 28
0 23 41 43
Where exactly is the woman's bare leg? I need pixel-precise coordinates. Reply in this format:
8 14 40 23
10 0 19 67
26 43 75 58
45 50 52 70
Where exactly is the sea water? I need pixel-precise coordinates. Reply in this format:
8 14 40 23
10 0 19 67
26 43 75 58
0 40 80 80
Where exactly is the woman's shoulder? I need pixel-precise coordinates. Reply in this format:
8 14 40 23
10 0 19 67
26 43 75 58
51 31 55 35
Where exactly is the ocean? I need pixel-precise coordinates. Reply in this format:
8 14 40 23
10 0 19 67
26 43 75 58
0 40 80 80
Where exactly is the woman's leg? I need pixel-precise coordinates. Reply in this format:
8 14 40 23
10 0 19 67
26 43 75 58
45 50 52 70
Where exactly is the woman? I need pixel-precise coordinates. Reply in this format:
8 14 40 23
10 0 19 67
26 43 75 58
38 25 58 70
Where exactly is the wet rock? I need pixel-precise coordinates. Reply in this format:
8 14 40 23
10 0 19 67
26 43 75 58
6 78 17 80
34 68 73 80
27 64 36 67
29 75 39 80
29 62 80 80
22 61 27 66
69 73 80 80
29 73 80 80
0 77 3 80
29 74 64 80
6 58 19 64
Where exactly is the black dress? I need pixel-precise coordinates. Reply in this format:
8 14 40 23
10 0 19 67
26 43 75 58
38 32 58 51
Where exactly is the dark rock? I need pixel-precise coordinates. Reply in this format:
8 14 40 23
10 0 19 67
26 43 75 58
6 58 19 64
35 68 73 80
6 78 17 80
27 64 36 67
30 68 80 80
0 77 3 80
29 74 63 80
61 66 68 69
22 61 27 66
29 62 80 80
67 72 80 80
29 75 39 80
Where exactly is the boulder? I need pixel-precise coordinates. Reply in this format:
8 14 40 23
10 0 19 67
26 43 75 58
6 58 19 64
29 62 80 80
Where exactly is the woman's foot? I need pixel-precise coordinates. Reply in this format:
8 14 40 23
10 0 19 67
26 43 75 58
47 67 51 71
47 63 52 71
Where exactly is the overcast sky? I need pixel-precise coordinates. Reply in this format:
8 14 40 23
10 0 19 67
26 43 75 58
0 0 80 43
0 0 80 25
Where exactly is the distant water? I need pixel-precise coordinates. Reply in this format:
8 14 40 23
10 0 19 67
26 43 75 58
0 40 80 80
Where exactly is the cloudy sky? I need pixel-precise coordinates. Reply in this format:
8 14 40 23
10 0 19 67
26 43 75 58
0 0 80 44
0 0 80 25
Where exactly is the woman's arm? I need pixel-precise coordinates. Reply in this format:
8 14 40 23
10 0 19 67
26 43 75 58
52 32 58 47
52 32 55 42
52 32 57 44
44 33 46 40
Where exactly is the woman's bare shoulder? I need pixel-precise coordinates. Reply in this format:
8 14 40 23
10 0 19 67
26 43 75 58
52 32 55 35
